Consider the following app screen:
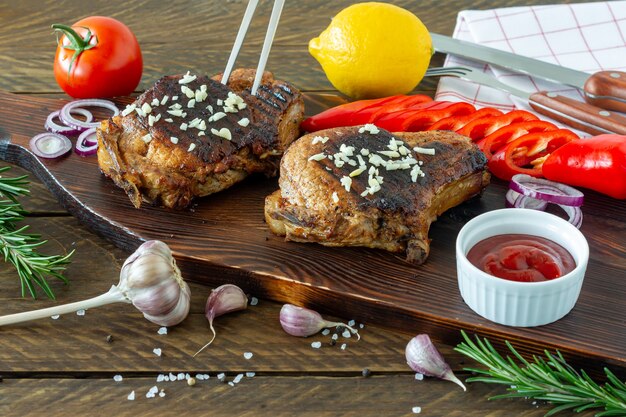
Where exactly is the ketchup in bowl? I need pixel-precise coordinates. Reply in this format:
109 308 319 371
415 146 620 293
466 234 576 282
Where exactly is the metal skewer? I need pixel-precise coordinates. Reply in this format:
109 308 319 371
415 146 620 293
221 0 260 86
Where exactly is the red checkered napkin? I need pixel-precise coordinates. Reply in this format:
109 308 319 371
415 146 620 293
434 1 626 135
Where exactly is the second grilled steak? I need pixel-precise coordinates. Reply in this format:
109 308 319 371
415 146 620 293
97 69 304 209
265 126 490 264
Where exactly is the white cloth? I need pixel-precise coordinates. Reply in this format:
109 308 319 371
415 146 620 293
434 1 626 135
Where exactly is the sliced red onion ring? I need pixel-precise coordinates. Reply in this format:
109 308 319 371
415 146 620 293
29 132 72 159
510 174 584 207
45 108 93 135
75 128 98 157
510 192 583 229
505 189 548 210
60 99 119 130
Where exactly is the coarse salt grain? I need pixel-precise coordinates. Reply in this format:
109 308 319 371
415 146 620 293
340 343 347 350
153 348 162 357
157 327 168 335
415 373 424 380
228 382 235 387
127 391 135 401
250 297 258 306
321 329 330 336
311 341 322 349
177 373 185 381
76 309 85 316
164 376 170 382
113 375 123 382
51 315 60 320
342 329 351 338
233 374 244 384
412 406 422 414
157 374 165 382
359 323 364 329
331 334 339 341
159 390 166 398
243 352 253 360
348 320 356 327
246 372 255 378
169 373 176 380
217 373 226 381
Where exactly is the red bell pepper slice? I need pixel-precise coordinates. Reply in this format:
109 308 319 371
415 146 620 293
367 95 437 122
488 129 579 181
543 134 626 199
427 107 503 132
456 110 539 141
374 101 455 131
300 94 432 132
477 120 558 159
401 102 476 131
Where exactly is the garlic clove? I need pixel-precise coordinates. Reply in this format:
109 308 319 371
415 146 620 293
143 280 191 327
279 304 360 339
405 334 466 391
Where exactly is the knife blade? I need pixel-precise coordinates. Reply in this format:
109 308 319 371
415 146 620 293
431 33 626 113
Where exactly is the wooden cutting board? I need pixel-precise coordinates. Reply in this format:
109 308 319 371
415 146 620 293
1 90 624 373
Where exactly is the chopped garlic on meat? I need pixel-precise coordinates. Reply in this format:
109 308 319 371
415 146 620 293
151 98 160 107
209 112 227 122
206 104 214 114
161 95 170 105
134 107 146 117
148 115 157 127
211 127 232 141
238 118 250 127
167 109 183 117
312 136 329 145
180 123 188 131
188 143 196 152
349 166 366 177
332 192 339 203
358 123 379 134
179 71 197 84
187 99 196 108
308 153 327 161
121 104 136 117
141 102 152 115
142 134 152 143
170 137 179 144
413 146 435 155
164 118 173 123
181 85 194 98
340 176 352 192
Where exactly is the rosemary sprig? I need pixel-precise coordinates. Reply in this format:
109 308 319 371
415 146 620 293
455 330 626 417
0 166 74 299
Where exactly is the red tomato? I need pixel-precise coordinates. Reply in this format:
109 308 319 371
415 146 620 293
53 16 143 98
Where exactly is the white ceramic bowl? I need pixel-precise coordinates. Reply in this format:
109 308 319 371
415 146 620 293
456 208 589 327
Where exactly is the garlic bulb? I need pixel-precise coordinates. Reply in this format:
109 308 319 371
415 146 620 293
0 240 191 327
118 240 191 326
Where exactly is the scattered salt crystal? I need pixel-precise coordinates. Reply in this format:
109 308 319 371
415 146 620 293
348 320 356 327
250 297 258 306
340 343 347 350
342 330 352 338
127 391 135 401
153 348 162 357
76 309 85 316
149 386 159 395
311 341 322 349
412 406 422 414
321 329 330 336
50 315 60 320
243 352 253 360
359 323 365 329
246 372 255 378
156 374 165 382
217 373 226 381
157 327 168 335
169 372 176 380
331 334 339 341
159 390 166 398
203 374 210 380
195 374 204 381
185 373 191 380
177 373 185 381
415 373 424 381
113 375 123 382
228 382 235 387
164 376 170 382
233 374 244 384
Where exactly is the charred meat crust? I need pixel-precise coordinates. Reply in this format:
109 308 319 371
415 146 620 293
97 69 304 209
264 127 490 265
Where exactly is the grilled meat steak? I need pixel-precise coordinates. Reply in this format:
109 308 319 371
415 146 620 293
97 69 304 209
265 126 490 264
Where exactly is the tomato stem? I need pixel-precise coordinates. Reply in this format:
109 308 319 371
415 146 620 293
51 24 97 84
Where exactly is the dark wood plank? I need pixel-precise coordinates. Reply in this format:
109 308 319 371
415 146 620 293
1 90 625 377
0 376 596 417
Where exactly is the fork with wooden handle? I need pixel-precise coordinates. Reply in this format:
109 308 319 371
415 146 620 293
425 66 626 136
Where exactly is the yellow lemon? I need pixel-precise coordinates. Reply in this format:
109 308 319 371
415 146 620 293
309 2 432 100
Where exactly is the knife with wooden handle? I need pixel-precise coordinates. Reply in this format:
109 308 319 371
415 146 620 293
431 33 626 114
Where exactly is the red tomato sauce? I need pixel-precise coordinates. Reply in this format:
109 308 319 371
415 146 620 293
466 234 576 282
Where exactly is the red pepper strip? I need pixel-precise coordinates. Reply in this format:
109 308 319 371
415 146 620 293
366 95 434 122
427 107 503 132
543 134 626 199
488 130 579 181
456 110 539 141
401 102 477 131
300 95 432 132
477 120 558 159
374 101 455 131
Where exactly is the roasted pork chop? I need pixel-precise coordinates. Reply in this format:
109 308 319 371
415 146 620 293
265 126 490 264
97 69 304 209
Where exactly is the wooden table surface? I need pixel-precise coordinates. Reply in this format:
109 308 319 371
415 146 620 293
0 1 617 416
